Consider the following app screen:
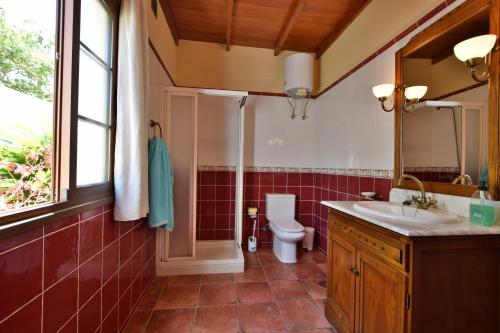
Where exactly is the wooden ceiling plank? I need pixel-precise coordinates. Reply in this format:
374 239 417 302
226 0 234 51
159 0 180 46
315 0 372 59
274 0 306 56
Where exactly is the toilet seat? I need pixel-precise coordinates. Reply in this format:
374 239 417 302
270 219 304 233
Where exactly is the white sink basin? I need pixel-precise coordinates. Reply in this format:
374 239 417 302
353 201 459 224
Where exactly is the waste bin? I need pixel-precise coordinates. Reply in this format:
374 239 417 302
302 227 315 251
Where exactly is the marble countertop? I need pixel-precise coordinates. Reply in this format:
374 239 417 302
321 201 500 237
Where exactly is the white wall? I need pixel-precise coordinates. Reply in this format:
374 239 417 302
403 106 461 168
197 95 240 166
148 47 173 139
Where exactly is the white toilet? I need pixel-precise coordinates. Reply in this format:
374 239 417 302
266 194 305 263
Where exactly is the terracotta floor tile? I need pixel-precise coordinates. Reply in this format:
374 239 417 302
145 308 195 333
278 300 329 330
155 285 199 309
236 282 274 303
258 252 281 266
166 274 201 286
314 299 326 314
234 266 266 283
311 252 327 264
149 277 167 289
317 262 328 274
302 279 327 300
193 304 239 333
270 280 310 301
200 273 234 285
295 251 316 264
243 251 260 267
291 263 326 280
198 283 236 306
263 265 298 281
123 311 151 333
136 286 164 310
239 302 286 333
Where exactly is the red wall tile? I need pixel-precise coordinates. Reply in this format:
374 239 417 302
44 224 79 288
0 296 42 333
79 252 102 306
79 214 103 263
43 270 78 332
0 204 155 332
0 239 43 320
79 290 101 333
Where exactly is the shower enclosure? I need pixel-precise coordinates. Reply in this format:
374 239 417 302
156 87 247 275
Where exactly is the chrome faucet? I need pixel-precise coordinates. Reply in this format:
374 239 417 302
452 174 473 185
398 174 437 210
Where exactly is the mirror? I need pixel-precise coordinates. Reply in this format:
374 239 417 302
395 0 500 198
401 9 489 186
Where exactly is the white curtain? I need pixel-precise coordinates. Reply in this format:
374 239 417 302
114 0 149 221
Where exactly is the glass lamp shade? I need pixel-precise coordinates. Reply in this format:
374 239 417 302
454 34 497 62
372 84 395 99
404 86 427 100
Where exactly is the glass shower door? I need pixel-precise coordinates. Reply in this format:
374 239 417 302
165 93 197 259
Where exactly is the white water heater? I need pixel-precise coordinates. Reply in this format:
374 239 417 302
284 53 313 98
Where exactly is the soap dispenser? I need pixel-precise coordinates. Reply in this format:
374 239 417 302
469 182 496 226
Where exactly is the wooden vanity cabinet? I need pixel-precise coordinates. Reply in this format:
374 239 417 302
326 209 500 333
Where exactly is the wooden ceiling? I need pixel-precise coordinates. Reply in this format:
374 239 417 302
159 0 372 58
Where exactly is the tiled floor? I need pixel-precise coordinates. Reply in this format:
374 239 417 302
123 248 334 333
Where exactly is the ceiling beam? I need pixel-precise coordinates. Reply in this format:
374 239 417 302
226 0 234 51
274 0 305 56
159 0 179 46
315 0 372 59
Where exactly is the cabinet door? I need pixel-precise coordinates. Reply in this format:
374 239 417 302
326 233 356 333
355 249 407 333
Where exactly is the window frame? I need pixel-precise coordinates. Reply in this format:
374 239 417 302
0 0 120 228
69 0 118 199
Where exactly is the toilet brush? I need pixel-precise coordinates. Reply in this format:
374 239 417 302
248 218 257 253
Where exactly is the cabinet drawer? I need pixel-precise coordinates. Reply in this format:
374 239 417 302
329 213 408 272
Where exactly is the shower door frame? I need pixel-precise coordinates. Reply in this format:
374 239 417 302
156 87 248 265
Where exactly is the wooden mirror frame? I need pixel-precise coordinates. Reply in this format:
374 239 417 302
395 0 500 199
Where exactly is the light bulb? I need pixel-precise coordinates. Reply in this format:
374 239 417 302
404 86 427 100
454 34 497 62
372 84 395 99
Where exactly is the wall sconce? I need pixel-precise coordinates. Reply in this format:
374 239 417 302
372 84 398 112
454 34 497 83
403 85 427 112
372 84 427 113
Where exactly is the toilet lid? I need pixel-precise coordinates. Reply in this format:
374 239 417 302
270 219 304 233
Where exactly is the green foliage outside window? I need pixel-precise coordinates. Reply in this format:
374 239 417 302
0 8 54 212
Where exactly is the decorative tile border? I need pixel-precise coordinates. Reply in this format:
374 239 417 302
197 165 394 179
404 166 459 172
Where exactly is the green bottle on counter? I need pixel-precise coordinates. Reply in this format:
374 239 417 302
469 179 497 226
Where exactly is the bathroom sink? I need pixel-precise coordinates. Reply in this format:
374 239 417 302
353 201 459 224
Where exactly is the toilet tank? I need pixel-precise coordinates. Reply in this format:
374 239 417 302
266 194 296 220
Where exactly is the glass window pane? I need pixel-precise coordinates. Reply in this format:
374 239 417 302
78 49 110 124
77 120 109 186
0 0 57 214
80 0 111 64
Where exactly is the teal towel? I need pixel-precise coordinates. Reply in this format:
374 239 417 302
148 138 174 230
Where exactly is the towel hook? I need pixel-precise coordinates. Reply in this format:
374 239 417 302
150 120 163 138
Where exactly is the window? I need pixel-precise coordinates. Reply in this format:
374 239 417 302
0 0 118 221
76 0 114 187
0 0 58 213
